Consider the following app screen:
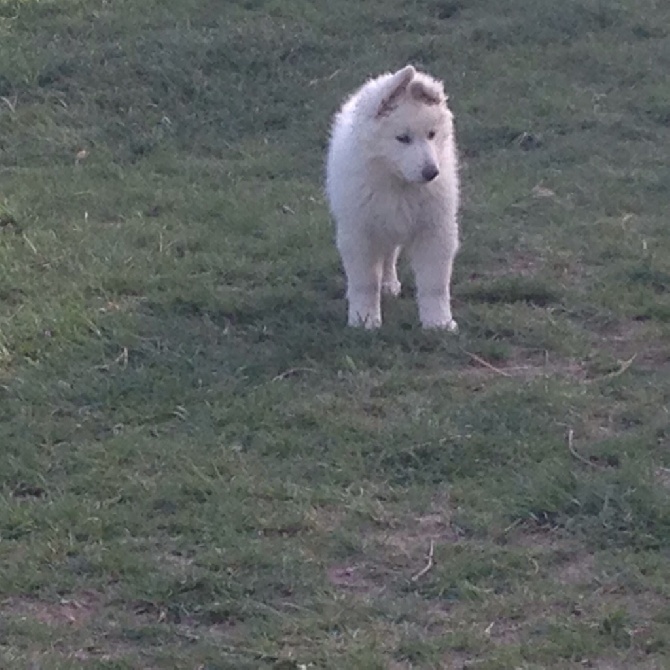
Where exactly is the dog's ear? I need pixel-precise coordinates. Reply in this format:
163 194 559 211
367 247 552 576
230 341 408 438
409 80 444 106
376 65 415 117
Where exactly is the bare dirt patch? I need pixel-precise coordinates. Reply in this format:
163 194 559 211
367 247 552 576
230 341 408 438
156 549 195 575
591 657 668 670
504 527 598 586
304 505 348 534
327 499 461 595
460 347 588 382
590 319 670 374
326 564 379 594
554 552 597 586
2 591 103 628
655 467 670 489
376 512 462 559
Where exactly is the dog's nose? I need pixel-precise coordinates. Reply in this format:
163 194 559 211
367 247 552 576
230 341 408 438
422 165 439 182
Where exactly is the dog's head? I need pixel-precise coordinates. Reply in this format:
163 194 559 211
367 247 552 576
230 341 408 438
363 65 453 184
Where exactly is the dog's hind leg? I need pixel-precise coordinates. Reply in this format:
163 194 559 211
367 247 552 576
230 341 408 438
381 246 402 297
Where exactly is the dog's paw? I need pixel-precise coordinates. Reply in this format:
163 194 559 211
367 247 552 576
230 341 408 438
348 314 382 329
381 280 402 297
422 318 458 332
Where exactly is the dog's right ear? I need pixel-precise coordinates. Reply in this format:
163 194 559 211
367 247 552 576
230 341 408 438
376 65 415 118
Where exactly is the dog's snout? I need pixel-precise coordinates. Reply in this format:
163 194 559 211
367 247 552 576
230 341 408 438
422 165 439 182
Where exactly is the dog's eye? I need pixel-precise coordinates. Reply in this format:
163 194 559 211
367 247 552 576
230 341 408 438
396 134 411 144
427 130 436 139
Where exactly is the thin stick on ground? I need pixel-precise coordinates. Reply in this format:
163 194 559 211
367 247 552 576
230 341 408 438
198 641 283 664
590 354 637 382
567 428 603 469
1 96 17 113
461 349 512 377
308 68 341 86
411 539 435 582
501 517 524 535
272 367 317 382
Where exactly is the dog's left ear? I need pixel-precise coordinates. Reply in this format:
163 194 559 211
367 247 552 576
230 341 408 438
376 65 415 117
409 80 445 106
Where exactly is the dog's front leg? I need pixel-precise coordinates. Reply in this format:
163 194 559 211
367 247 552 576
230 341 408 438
410 234 458 331
340 246 383 328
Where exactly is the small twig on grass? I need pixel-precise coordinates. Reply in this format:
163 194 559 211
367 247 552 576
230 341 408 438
567 428 603 469
411 539 435 582
22 233 38 254
1 96 17 113
272 367 317 382
590 354 637 382
212 643 308 669
176 635 282 664
502 517 524 535
116 347 129 368
308 68 341 86
461 349 511 377
94 347 128 371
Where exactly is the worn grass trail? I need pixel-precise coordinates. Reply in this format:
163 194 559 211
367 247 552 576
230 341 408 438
1 0 669 667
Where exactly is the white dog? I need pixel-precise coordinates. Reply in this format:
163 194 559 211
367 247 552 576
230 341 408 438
326 65 460 330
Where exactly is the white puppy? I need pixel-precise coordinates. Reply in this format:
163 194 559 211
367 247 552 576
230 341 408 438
326 65 460 330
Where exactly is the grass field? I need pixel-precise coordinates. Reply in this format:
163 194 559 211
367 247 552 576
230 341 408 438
1 0 670 667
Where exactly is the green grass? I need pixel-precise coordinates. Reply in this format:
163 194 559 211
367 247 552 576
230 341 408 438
1 0 670 667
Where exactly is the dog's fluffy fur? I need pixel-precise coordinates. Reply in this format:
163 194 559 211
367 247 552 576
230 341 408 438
326 65 460 330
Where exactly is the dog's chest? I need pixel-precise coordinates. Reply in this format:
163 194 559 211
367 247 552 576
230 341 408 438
367 187 439 243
